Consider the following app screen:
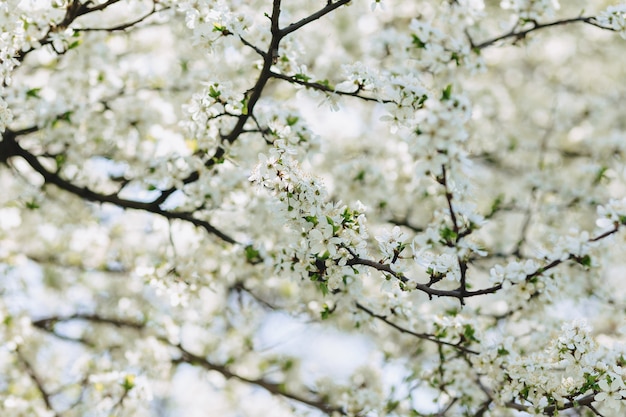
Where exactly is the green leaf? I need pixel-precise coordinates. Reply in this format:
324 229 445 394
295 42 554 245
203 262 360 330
488 194 504 217
25 199 40 210
208 84 221 99
55 154 66 168
244 245 261 262
463 324 478 343
305 215 318 225
315 79 334 89
26 88 41 99
121 374 135 391
576 254 592 268
594 166 609 184
179 60 189 73
326 216 340 234
318 281 329 296
320 303 332 320
67 40 81 50
293 73 311 83
439 226 457 243
441 84 453 101
411 34 426 49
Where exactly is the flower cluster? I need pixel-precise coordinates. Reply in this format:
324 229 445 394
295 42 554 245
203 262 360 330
183 81 245 151
500 0 561 20
177 0 251 48
250 140 368 292
409 88 473 178
408 19 479 74
490 259 540 288
475 320 626 413
597 197 626 230
597 5 626 40
548 228 594 262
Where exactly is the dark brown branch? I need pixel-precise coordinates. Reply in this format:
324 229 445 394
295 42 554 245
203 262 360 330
279 0 352 36
5 133 237 244
174 344 345 415
475 16 613 50
505 393 598 415
33 313 345 415
76 0 124 16
269 71 391 103
33 314 144 331
16 349 60 417
347 222 621 301
76 4 165 32
355 303 479 354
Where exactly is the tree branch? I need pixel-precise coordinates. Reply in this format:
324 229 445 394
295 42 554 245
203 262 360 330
355 302 479 354
16 348 61 417
32 313 345 416
475 16 612 50
174 344 345 415
279 0 352 36
5 132 238 244
76 4 166 32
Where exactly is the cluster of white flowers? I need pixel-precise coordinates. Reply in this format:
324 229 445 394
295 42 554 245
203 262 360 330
490 259 540 288
597 197 626 230
183 81 244 150
500 0 561 20
474 320 626 413
408 19 478 74
250 140 368 292
410 89 473 178
177 0 251 48
548 228 594 262
597 5 626 40
374 225 407 261
380 74 429 132
335 62 383 93
445 0 486 25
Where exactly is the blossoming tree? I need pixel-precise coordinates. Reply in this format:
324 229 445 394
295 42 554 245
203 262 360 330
2 0 626 415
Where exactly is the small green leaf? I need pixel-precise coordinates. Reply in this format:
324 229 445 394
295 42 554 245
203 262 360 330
26 88 41 99
594 166 609 185
488 194 504 217
439 226 457 243
121 374 135 391
55 154 66 167
67 40 81 50
463 324 478 343
411 34 426 49
208 84 221 99
441 84 453 101
315 79 334 89
293 73 311 83
576 254 592 268
320 303 332 320
244 245 261 262
25 199 40 210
